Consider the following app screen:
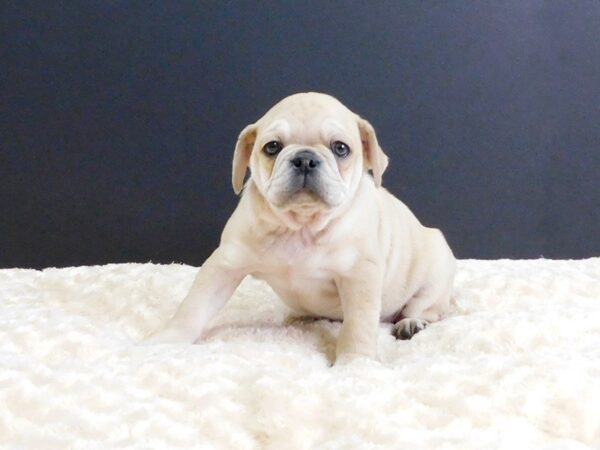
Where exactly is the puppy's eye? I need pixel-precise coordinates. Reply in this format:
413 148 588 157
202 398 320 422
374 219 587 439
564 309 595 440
331 141 350 158
263 141 283 156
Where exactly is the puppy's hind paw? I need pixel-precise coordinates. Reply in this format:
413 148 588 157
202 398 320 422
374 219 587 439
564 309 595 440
392 318 429 340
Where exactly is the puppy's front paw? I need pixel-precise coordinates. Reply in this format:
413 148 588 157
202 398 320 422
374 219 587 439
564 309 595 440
333 352 381 369
333 352 369 367
392 318 429 340
141 327 197 345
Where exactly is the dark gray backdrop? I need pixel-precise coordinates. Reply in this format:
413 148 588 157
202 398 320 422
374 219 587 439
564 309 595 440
2 1 599 269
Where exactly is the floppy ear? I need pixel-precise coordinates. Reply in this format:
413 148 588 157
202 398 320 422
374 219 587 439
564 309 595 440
232 123 257 194
357 117 389 187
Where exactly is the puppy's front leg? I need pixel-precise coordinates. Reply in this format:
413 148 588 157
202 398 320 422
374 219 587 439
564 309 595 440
335 261 382 362
145 247 245 344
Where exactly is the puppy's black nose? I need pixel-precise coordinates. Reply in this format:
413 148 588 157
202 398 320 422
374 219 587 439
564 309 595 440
291 150 320 173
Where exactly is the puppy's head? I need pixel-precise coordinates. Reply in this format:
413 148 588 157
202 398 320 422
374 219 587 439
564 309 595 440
232 92 388 215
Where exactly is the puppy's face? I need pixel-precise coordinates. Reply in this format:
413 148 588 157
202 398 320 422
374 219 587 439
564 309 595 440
232 93 388 215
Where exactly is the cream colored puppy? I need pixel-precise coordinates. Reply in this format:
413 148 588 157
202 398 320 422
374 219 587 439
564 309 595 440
147 92 456 362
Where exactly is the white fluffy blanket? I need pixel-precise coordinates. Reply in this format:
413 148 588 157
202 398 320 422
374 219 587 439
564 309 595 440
1 259 599 449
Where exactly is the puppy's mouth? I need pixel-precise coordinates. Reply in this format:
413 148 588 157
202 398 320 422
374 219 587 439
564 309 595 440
269 182 330 211
285 188 326 209
265 149 347 212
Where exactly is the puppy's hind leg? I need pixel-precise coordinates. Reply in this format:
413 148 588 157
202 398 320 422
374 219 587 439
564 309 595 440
391 281 453 340
393 231 456 340
393 317 429 340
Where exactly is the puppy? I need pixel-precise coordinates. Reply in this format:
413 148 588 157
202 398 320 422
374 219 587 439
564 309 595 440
147 92 456 362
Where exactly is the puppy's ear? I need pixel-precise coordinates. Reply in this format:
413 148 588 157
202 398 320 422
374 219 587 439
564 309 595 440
232 123 257 194
357 118 389 187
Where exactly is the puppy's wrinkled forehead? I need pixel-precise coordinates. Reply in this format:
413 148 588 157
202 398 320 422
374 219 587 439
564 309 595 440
257 93 359 144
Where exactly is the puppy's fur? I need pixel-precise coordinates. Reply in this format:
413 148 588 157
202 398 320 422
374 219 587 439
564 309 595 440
147 92 456 362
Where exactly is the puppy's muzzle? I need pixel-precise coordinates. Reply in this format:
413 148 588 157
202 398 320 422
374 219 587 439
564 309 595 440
290 150 321 175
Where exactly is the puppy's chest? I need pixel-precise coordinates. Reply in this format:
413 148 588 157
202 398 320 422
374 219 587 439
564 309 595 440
257 233 333 276
252 231 357 280
249 232 358 318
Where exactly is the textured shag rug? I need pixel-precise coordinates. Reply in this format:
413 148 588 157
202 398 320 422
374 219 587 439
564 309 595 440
0 259 599 449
